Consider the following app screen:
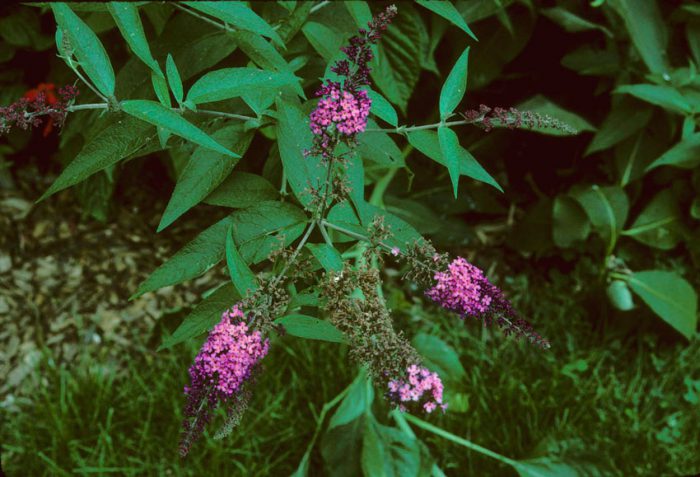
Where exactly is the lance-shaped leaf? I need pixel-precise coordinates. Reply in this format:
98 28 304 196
416 0 477 40
39 115 155 201
646 133 700 170
358 119 404 166
552 195 590 248
274 314 347 343
108 2 162 78
611 0 668 75
621 189 683 250
439 46 470 118
570 185 629 253
158 125 254 231
165 53 183 105
437 127 462 198
186 67 300 105
184 1 283 47
226 224 258 298
367 88 398 127
627 270 697 339
51 3 115 96
204 172 278 209
408 129 502 192
615 84 691 115
121 100 239 158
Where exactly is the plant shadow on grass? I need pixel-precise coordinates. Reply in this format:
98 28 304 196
2 264 699 476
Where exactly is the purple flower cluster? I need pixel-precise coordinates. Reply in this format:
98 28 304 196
306 5 397 159
180 305 269 456
0 83 78 136
388 364 447 413
426 257 550 348
426 257 494 318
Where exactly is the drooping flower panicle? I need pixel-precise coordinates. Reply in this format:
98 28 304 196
426 257 550 348
306 5 397 159
180 305 269 457
388 364 447 414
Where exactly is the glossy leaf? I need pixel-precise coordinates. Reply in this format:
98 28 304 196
51 3 115 96
108 2 162 77
367 88 398 127
408 129 502 192
226 224 258 298
416 0 477 40
437 127 463 198
611 0 668 75
159 283 239 350
646 133 700 170
628 271 698 339
274 314 347 343
184 1 283 47
39 115 155 201
204 172 278 209
158 125 253 231
121 100 239 158
187 67 299 105
165 53 183 105
439 46 470 118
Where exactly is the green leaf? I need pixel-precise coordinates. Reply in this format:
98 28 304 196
358 119 404 166
646 133 700 170
552 195 591 248
412 333 466 382
186 67 300 105
151 72 171 107
344 1 373 29
159 283 239 350
622 190 683 250
306 243 344 272
121 100 239 158
226 225 258 297
627 270 698 339
39 115 155 201
439 127 464 197
416 0 477 40
274 314 347 343
610 0 668 75
133 216 233 298
585 99 652 155
329 370 373 430
275 97 324 207
515 95 595 136
302 21 343 63
184 1 283 47
439 46 470 118
204 172 278 208
570 185 629 253
158 125 253 231
515 457 603 477
231 201 308 264
231 30 290 72
540 7 612 37
357 203 425 251
408 129 502 192
165 53 183 105
107 2 162 77
51 3 115 96
615 84 691 115
607 280 634 311
367 88 398 127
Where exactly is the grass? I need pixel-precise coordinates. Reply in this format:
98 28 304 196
2 264 699 476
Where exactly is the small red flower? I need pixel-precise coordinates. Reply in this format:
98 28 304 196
24 83 58 136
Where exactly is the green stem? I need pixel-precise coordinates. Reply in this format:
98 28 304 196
401 413 521 469
365 119 469 134
196 109 256 121
270 221 316 287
